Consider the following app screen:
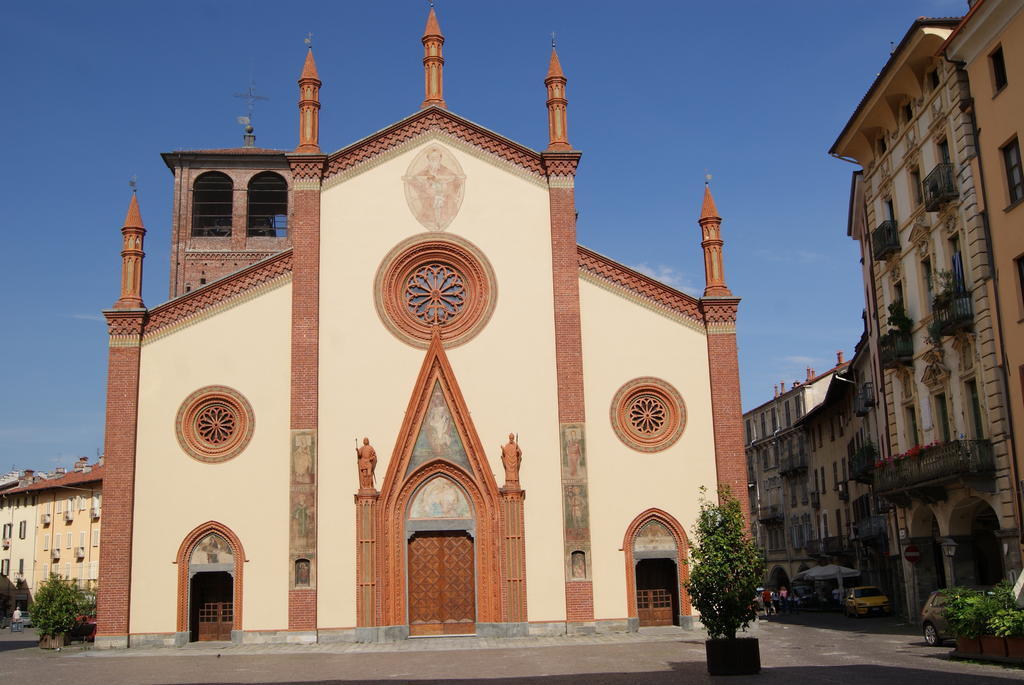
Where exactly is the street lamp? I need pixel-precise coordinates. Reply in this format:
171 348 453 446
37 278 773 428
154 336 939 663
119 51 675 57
940 538 958 587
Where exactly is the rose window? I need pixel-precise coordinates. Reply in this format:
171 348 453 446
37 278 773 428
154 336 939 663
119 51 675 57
611 378 686 452
176 386 254 463
405 263 467 325
376 235 497 348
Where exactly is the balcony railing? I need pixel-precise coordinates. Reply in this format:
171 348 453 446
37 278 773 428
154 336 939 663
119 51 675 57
810 491 820 509
933 293 973 337
874 439 995 495
854 382 876 417
851 442 878 484
757 505 785 524
871 220 900 260
924 162 958 211
780 451 808 476
853 515 888 543
879 330 914 368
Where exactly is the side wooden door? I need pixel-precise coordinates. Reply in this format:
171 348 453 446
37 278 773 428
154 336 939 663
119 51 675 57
197 601 233 641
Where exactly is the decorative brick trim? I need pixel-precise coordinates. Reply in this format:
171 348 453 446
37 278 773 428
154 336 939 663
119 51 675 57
622 509 692 623
95 331 142 640
700 297 739 335
610 378 686 453
144 251 293 341
375 331 509 629
499 489 528 623
354 492 379 627
374 234 497 349
578 246 703 326
174 521 246 634
175 386 255 463
324 108 545 186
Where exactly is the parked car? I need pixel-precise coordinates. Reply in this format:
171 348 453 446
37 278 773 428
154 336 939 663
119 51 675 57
69 615 96 642
844 586 892 617
921 590 950 646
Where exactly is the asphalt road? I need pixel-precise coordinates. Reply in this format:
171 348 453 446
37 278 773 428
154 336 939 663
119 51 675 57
1 613 1022 684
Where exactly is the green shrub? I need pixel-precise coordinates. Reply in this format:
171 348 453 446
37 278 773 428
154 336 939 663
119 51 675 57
30 574 89 638
945 583 1015 638
684 486 764 641
988 608 1024 638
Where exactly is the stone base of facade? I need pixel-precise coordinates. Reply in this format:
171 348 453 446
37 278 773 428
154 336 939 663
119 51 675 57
317 628 357 643
240 629 317 645
95 634 129 650
476 622 530 638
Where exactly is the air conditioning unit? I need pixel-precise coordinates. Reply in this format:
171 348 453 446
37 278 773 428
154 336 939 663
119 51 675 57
75 546 85 559
90 507 100 519
41 513 51 525
52 548 61 560
65 510 74 522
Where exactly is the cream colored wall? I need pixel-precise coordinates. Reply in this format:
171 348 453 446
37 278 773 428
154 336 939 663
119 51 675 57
578 279 718 620
34 486 102 587
2 495 36 597
318 137 565 626
130 283 292 634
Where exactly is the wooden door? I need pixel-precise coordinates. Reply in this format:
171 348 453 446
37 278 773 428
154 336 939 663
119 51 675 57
197 601 233 641
408 531 475 636
637 589 674 626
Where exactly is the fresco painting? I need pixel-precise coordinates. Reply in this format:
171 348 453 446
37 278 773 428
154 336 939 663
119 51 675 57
407 381 471 474
409 476 472 519
402 144 466 231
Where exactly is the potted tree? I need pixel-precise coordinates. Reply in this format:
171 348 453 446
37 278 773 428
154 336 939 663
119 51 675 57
32 573 87 649
944 585 1010 657
990 605 1024 659
685 486 764 675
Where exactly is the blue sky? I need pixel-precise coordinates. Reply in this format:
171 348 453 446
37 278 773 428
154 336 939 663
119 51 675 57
0 1 967 472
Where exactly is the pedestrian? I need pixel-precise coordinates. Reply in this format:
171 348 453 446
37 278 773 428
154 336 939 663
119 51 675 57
780 586 789 614
832 586 841 608
12 606 22 633
761 588 774 616
771 589 780 615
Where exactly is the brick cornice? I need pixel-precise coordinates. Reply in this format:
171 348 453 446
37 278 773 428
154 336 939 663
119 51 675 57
143 250 293 340
577 245 703 324
324 107 545 183
541 150 582 178
699 297 741 333
103 309 146 347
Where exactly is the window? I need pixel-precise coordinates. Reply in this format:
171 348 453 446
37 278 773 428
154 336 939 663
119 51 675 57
935 393 951 442
938 139 951 165
43 534 49 551
1 523 10 539
18 558 24 575
18 521 26 539
760 413 767 437
949 236 966 292
92 530 100 548
247 172 288 237
784 402 791 427
771 408 778 432
1003 138 1023 205
55 533 61 549
905 405 920 447
832 461 839 489
991 46 1008 92
878 137 888 155
1017 257 1024 310
903 102 913 124
922 258 933 305
192 171 234 237
885 198 896 222
1 559 8 576
56 499 62 514
929 69 940 90
911 168 923 206
967 379 985 439
796 395 804 418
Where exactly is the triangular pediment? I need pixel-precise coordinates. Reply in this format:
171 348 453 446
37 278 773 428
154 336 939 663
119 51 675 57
323 106 547 188
379 330 499 499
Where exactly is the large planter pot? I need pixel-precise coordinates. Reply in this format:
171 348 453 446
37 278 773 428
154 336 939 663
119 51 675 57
38 633 68 650
956 637 982 656
705 637 761 676
1005 636 1024 658
981 635 1008 657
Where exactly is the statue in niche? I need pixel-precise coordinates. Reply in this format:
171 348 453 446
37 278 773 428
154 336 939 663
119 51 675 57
500 433 522 488
295 558 310 587
356 437 377 490
571 551 586 579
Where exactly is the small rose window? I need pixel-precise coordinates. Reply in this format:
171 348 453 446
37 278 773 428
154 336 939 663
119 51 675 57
611 378 685 452
176 386 254 463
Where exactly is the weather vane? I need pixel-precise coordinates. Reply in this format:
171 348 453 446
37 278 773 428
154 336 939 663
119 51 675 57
129 175 137 193
234 80 268 132
304 32 313 49
705 170 713 186
551 32 556 48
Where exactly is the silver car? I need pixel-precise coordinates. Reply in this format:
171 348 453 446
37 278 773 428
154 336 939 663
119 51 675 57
920 591 949 646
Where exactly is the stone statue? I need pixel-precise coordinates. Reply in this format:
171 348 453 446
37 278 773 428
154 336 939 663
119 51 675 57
500 433 522 488
356 437 377 490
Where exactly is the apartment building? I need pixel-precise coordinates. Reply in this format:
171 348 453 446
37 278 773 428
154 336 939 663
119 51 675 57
0 477 38 614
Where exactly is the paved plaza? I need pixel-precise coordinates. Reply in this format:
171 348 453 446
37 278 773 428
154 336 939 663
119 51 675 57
2 614 1024 684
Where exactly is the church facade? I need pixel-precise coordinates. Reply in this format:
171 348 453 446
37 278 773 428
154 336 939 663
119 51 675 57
95 9 746 648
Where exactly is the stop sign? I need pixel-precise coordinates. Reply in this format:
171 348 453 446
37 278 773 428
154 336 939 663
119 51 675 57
904 545 921 564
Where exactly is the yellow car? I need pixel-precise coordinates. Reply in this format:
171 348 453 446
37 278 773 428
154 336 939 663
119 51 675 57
844 586 892 617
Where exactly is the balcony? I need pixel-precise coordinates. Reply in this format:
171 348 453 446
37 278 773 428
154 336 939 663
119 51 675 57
854 382 876 417
41 513 51 525
64 510 74 523
851 442 879 484
879 330 914 369
874 439 995 500
780 451 808 476
823 535 849 555
837 482 850 501
871 220 901 260
91 507 100 519
932 293 973 337
757 505 785 524
75 546 85 559
923 163 958 211
810 491 820 509
51 548 61 560
853 515 888 543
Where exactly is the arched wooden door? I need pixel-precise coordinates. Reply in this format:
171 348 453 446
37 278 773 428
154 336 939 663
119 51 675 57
408 531 476 635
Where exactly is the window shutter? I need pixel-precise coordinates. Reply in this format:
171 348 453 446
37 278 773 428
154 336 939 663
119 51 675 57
44 534 50 550
66 532 72 549
56 499 62 514
92 530 99 547
55 533 61 549
79 531 86 548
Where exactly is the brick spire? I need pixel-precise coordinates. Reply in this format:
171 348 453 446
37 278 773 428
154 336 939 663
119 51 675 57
421 6 446 109
296 48 322 153
114 193 146 309
545 46 570 151
699 183 731 297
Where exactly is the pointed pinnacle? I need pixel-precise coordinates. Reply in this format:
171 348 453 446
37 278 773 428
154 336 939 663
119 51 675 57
424 6 443 38
123 193 144 229
546 47 565 79
700 183 720 221
300 48 320 81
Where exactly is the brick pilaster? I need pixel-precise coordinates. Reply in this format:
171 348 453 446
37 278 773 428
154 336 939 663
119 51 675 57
543 150 594 623
701 298 749 523
95 310 145 647
286 154 325 631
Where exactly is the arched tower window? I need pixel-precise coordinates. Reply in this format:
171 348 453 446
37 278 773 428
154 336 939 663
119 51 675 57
247 172 288 237
192 172 234 237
